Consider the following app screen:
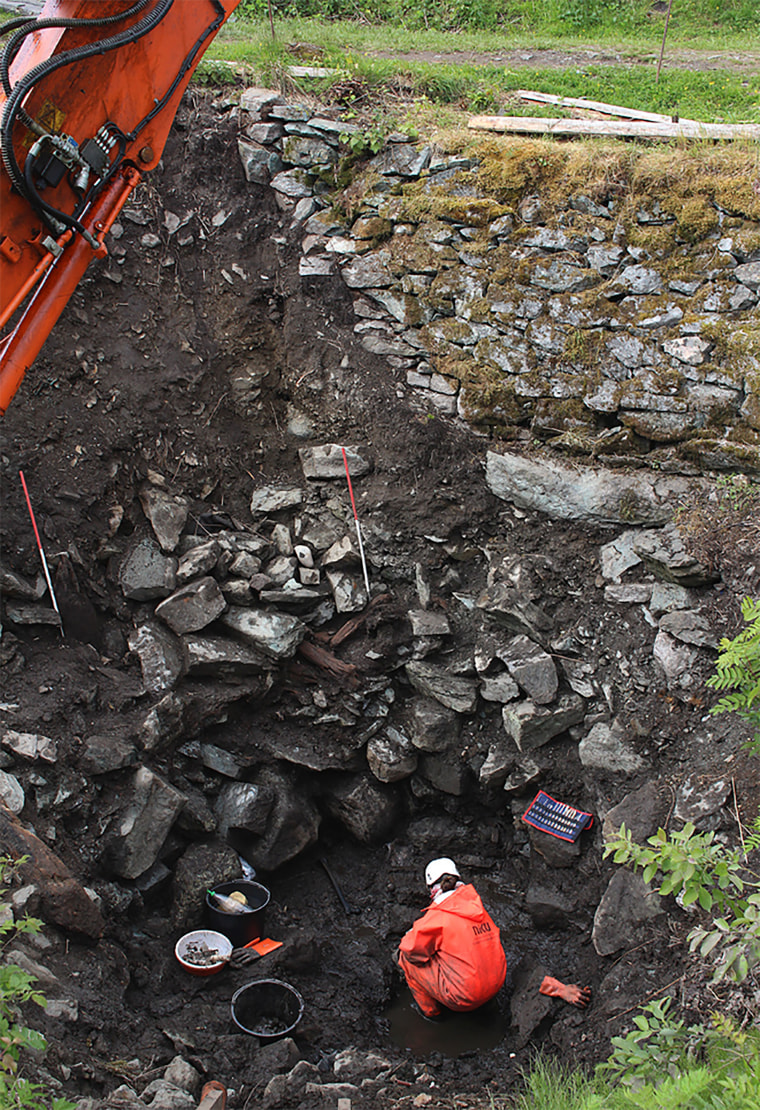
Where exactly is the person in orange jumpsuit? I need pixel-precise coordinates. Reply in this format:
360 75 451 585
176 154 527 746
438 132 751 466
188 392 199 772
397 858 591 1020
397 857 507 1019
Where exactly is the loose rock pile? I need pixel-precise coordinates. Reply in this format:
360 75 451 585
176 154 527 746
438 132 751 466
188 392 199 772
1 438 729 905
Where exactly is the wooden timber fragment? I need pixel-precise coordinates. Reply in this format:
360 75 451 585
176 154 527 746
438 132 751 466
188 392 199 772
330 592 392 648
287 65 340 78
469 115 760 141
297 639 358 681
514 90 695 125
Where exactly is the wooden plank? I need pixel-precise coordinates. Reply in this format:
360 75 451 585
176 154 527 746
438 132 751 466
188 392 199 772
330 592 391 648
468 115 760 141
514 89 690 125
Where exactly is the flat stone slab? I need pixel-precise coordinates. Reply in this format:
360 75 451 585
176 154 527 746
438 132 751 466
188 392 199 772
579 719 646 773
593 869 664 956
502 694 585 751
299 444 371 480
486 451 700 526
155 577 226 635
405 661 478 714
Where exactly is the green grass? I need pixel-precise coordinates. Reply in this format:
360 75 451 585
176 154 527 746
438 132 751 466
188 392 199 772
203 21 760 126
222 2 760 52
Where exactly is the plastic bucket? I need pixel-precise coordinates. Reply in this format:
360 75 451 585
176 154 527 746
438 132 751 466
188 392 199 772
174 930 232 977
205 880 270 947
231 979 304 1041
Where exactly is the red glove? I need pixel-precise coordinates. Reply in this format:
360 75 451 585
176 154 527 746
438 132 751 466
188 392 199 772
540 975 592 1008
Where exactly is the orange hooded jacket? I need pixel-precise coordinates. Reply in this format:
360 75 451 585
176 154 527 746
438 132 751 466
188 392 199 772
398 883 507 1014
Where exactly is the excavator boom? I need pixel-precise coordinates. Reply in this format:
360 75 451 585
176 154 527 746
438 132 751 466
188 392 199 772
0 0 240 413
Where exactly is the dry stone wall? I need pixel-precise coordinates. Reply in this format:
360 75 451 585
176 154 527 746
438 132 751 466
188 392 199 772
237 87 760 474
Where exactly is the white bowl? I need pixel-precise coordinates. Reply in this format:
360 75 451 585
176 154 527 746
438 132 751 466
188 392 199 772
175 929 233 977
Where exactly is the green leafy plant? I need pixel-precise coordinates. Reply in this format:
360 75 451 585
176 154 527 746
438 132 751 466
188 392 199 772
339 114 387 155
605 819 760 983
508 1017 760 1109
714 474 759 514
600 997 705 1089
707 596 760 751
0 857 74 1110
604 820 746 913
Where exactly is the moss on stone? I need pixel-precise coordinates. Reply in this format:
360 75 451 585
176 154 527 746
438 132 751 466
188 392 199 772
563 329 605 368
531 397 598 440
731 229 760 257
726 424 760 446
461 296 493 323
676 198 720 243
388 237 454 276
617 488 651 522
419 292 456 318
701 319 760 371
630 148 760 223
546 429 598 455
314 132 760 462
399 180 505 226
679 437 760 473
625 223 677 257
458 370 532 427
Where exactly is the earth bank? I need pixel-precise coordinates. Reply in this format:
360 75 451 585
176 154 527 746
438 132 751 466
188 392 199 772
0 88 759 1109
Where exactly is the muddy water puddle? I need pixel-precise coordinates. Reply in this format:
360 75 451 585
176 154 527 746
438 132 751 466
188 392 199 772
385 987 511 1057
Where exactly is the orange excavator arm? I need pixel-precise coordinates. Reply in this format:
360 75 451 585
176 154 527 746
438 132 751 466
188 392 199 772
0 0 240 414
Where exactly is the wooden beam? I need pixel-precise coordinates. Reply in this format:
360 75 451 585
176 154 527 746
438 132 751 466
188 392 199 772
514 89 692 125
468 115 760 141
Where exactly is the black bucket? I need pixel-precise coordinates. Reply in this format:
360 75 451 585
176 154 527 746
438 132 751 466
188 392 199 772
205 880 270 947
231 979 304 1041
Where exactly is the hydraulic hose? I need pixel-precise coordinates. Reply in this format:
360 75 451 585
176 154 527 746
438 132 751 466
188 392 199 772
0 0 174 228
125 0 226 142
24 143 92 244
0 2 151 98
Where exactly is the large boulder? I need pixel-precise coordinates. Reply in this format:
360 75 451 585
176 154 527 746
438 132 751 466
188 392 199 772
102 767 186 880
592 869 664 956
486 451 698 526
0 803 104 939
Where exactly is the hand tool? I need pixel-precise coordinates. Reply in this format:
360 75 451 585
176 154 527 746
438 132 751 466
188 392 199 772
319 856 361 915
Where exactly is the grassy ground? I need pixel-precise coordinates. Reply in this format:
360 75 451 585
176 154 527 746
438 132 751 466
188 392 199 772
203 15 760 128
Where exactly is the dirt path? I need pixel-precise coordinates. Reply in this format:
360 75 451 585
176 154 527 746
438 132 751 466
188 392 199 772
369 44 760 74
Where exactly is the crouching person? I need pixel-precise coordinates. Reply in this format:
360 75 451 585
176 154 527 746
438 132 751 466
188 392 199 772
396 857 507 1020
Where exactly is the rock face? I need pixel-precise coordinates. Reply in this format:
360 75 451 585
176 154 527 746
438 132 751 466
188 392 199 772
235 91 760 473
0 803 104 939
103 768 186 880
592 870 665 956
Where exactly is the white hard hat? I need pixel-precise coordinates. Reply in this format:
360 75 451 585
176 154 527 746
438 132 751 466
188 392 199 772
425 857 460 887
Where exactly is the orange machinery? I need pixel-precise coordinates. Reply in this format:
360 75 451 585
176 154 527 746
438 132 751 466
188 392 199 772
0 0 241 414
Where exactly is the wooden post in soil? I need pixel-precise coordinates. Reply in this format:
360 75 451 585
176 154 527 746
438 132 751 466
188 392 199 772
657 1 674 84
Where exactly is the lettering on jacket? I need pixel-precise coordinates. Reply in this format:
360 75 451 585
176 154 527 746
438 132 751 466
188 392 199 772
472 921 492 936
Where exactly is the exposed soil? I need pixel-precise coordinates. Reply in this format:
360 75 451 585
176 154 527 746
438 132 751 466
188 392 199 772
368 45 760 75
1 88 759 1109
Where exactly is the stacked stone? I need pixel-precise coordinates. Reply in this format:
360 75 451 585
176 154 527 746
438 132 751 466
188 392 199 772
237 88 760 472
